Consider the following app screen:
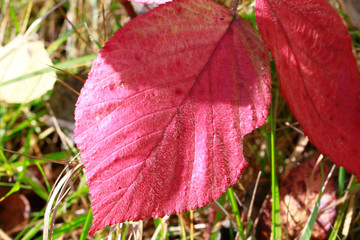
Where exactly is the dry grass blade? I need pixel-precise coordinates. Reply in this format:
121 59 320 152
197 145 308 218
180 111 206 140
289 135 309 160
43 163 83 240
0 0 10 44
43 166 72 240
151 216 169 240
285 121 304 135
46 102 76 150
21 0 33 34
136 221 143 240
176 213 187 239
56 78 80 96
58 6 88 44
342 193 356 237
305 154 324 205
0 229 12 240
99 222 120 239
25 0 68 36
0 147 75 166
190 210 194 240
320 175 355 213
102 1 107 43
49 164 83 238
247 171 262 220
47 64 86 83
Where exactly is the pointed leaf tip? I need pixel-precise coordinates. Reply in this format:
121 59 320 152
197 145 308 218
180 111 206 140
75 0 271 234
255 0 360 178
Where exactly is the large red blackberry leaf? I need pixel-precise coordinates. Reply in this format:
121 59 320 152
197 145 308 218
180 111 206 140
75 0 271 234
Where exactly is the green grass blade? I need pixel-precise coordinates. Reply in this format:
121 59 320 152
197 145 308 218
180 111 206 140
154 217 161 229
270 103 282 239
227 187 245 239
22 219 44 240
3 110 47 142
84 22 102 49
50 215 88 239
36 162 52 193
329 175 359 239
2 127 33 199
5 155 28 197
338 167 345 197
67 186 89 202
211 194 226 240
14 208 45 240
4 104 25 132
300 164 335 240
22 175 49 200
229 223 234 240
0 149 13 174
0 54 97 87
246 219 252 237
154 217 164 239
121 223 130 240
9 4 20 34
328 199 348 240
346 183 360 193
0 182 31 189
46 21 84 54
300 191 322 240
214 199 235 239
79 208 93 240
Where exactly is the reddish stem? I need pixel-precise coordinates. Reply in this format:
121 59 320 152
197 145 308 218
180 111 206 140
232 0 240 17
118 0 137 19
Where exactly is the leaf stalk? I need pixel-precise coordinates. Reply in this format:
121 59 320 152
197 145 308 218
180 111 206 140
232 0 240 17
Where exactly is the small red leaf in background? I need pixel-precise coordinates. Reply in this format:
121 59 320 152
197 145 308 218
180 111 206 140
255 0 360 178
75 0 271 234
0 193 31 235
258 154 337 239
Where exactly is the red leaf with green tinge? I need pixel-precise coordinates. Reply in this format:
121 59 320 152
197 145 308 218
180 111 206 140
255 0 360 178
75 0 271 234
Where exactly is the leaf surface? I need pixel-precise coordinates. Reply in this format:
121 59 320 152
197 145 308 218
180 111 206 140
75 0 271 234
255 0 360 178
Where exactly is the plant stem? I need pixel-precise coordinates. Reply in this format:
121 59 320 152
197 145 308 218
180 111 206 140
270 102 282 239
338 167 345 197
118 0 137 19
232 0 240 17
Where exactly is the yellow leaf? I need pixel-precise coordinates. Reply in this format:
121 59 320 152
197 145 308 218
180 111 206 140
0 35 56 103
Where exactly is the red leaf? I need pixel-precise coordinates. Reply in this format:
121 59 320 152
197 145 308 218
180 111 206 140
75 0 271 234
255 0 360 178
131 0 172 4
